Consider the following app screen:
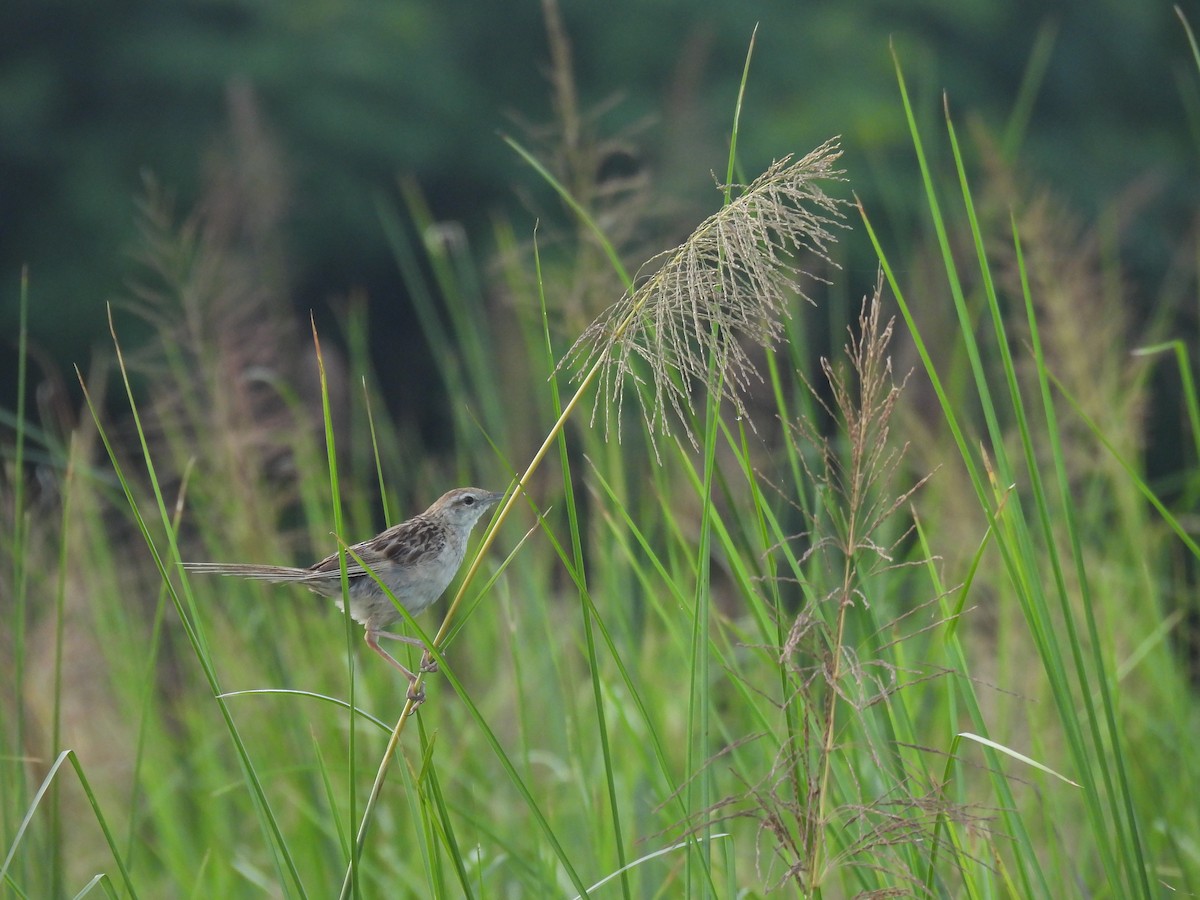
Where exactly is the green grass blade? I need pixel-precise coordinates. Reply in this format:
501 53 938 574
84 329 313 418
957 733 1080 786
308 321 363 898
536 228 632 899
501 134 633 291
6 269 31 890
1 751 137 899
1131 340 1200 506
1177 6 1200 75
81 312 308 898
1010 213 1151 896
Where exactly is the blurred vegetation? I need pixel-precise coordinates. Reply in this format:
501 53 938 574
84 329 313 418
3 2 1200 895
1 2 1194 431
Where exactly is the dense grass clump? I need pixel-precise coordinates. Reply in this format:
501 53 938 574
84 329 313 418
3 38 1200 899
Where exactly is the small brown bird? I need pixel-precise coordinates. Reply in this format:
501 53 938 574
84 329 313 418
184 487 503 701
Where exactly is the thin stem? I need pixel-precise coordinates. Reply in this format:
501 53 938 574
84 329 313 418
340 350 608 898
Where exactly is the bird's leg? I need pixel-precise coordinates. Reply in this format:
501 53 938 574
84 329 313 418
375 629 439 673
373 630 424 647
365 629 425 706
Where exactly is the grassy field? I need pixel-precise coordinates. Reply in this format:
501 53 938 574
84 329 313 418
3 43 1200 898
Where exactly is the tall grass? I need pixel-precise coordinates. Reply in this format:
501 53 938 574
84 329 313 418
3 36 1200 900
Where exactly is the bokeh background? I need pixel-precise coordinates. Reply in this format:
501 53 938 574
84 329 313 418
2 0 1195 462
4 3 1200 894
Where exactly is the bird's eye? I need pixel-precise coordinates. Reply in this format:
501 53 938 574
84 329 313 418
463 495 476 505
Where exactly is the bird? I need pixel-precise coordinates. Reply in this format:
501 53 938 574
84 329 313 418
184 487 504 703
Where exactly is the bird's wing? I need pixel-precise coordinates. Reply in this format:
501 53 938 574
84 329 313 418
369 515 448 567
307 515 447 578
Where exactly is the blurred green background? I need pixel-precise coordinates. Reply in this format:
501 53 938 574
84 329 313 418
4 4 1200 894
1 0 1195 433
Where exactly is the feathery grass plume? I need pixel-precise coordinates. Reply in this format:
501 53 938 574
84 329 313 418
344 140 852 889
786 280 925 605
559 140 848 451
121 86 348 555
711 282 973 892
1000 192 1144 475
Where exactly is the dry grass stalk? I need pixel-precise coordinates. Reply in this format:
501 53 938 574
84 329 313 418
698 281 978 893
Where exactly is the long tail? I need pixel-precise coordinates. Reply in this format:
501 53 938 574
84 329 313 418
182 562 314 583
